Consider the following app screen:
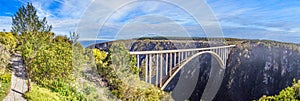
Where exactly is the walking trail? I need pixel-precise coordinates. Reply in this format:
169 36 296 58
3 53 27 101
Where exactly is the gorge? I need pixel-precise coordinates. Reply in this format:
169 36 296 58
88 38 300 100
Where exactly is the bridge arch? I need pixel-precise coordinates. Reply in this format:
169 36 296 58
161 51 225 90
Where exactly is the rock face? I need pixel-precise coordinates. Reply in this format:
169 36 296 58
90 39 300 101
214 42 300 101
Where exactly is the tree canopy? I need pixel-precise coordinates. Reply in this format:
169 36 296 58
12 3 52 35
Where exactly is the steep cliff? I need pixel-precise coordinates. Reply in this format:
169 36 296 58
214 41 300 100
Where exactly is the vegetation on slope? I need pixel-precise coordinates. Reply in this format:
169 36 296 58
0 40 12 100
0 32 17 53
6 2 171 101
0 24 15 101
0 44 11 75
0 73 11 100
24 83 61 101
11 3 85 100
93 38 300 100
93 43 171 100
259 79 300 101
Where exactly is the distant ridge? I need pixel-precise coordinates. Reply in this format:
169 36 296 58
86 37 300 49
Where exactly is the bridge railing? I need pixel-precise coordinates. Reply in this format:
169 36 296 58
129 45 236 87
129 45 236 55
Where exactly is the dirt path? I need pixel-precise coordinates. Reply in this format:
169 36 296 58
3 53 27 101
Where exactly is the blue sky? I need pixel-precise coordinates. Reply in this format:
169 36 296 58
0 0 299 43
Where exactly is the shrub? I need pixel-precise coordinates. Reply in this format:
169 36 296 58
93 48 108 69
259 79 300 101
0 44 10 75
53 35 71 43
0 44 11 100
0 73 11 83
72 42 92 80
49 79 85 101
0 32 17 52
26 79 85 101
94 43 171 100
109 43 139 75
81 81 116 101
0 73 11 100
24 83 61 101
29 41 73 86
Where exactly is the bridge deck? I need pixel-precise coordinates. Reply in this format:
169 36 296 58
130 45 236 55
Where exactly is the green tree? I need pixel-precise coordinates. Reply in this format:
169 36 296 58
11 3 52 36
70 32 79 44
12 3 54 91
109 43 139 75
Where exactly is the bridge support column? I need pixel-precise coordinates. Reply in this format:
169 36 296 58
149 54 152 84
169 53 172 76
165 53 168 76
156 54 159 86
145 54 148 83
184 52 188 60
174 53 176 68
137 55 139 69
160 53 163 87
178 52 181 66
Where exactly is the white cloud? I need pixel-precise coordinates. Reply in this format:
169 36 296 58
32 2 53 18
3 0 298 43
0 16 12 31
13 0 93 35
47 18 79 36
58 0 93 18
288 28 300 33
76 0 131 39
76 0 224 40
